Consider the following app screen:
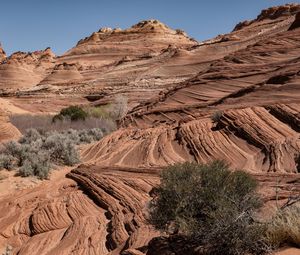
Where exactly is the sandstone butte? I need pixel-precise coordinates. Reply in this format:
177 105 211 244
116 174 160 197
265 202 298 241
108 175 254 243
0 3 300 255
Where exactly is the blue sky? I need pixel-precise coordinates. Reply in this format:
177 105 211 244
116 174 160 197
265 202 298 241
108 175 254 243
0 0 297 56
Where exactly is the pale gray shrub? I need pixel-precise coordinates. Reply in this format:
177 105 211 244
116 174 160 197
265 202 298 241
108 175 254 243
0 154 15 170
0 127 103 179
19 128 42 144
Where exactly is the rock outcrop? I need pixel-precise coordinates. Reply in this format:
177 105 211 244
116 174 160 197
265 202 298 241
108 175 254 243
0 109 21 142
84 11 300 173
2 7 299 110
0 48 55 90
0 166 160 255
1 4 300 255
0 44 6 62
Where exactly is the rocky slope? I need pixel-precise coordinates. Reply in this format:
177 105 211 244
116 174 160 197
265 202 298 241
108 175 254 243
2 4 300 112
0 44 6 62
83 4 300 173
0 48 55 90
33 7 300 108
0 109 21 142
0 166 160 255
1 4 300 255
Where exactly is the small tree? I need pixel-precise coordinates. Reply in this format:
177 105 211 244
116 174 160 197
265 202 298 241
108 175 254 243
109 95 128 120
149 161 269 255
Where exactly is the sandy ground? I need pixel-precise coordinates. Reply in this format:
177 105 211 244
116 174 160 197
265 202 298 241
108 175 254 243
275 248 300 255
0 166 73 199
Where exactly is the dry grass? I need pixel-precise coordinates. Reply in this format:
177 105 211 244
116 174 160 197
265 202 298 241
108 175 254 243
9 114 116 134
266 203 300 248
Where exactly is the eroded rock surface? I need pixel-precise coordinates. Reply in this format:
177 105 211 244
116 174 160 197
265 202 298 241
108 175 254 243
0 48 55 90
0 109 21 142
0 167 159 255
1 4 299 111
1 4 300 255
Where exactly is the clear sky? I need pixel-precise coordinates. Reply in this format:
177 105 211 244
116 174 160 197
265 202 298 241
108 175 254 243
0 0 297 56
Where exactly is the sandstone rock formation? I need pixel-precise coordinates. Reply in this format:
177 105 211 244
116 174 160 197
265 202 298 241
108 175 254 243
1 4 300 255
0 48 55 90
84 6 300 173
0 109 21 142
2 6 299 111
0 44 6 62
0 166 160 255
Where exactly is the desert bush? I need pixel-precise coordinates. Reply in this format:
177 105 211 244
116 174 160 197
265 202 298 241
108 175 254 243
10 114 51 134
78 128 104 143
84 106 111 119
0 127 105 179
265 203 300 249
149 161 269 255
0 154 15 170
175 29 185 35
109 95 128 120
42 132 79 166
52 105 88 122
211 110 223 123
19 152 51 179
18 128 42 144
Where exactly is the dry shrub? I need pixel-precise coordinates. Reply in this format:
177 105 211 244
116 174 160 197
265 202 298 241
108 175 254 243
211 110 223 123
266 203 300 248
108 95 128 120
0 128 106 179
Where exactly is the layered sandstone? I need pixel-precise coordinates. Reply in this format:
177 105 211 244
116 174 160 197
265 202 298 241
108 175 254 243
0 44 6 62
0 109 21 142
1 4 300 255
0 166 159 255
2 7 299 111
0 48 55 90
84 9 300 173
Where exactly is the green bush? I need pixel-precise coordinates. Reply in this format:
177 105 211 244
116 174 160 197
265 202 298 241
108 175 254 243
149 161 269 255
52 105 88 122
84 106 111 119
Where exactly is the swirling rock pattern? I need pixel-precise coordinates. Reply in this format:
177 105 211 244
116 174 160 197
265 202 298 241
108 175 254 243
1 4 299 111
0 109 21 142
0 167 159 254
1 4 300 255
82 105 300 173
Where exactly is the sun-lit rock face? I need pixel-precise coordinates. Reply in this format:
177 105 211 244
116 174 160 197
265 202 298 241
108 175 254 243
78 3 300 174
72 19 195 52
0 44 6 62
0 109 21 142
234 3 300 31
0 166 160 255
1 4 300 255
0 47 56 89
1 7 300 107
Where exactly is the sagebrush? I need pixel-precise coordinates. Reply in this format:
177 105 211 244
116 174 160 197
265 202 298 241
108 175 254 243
0 128 105 179
149 161 270 255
